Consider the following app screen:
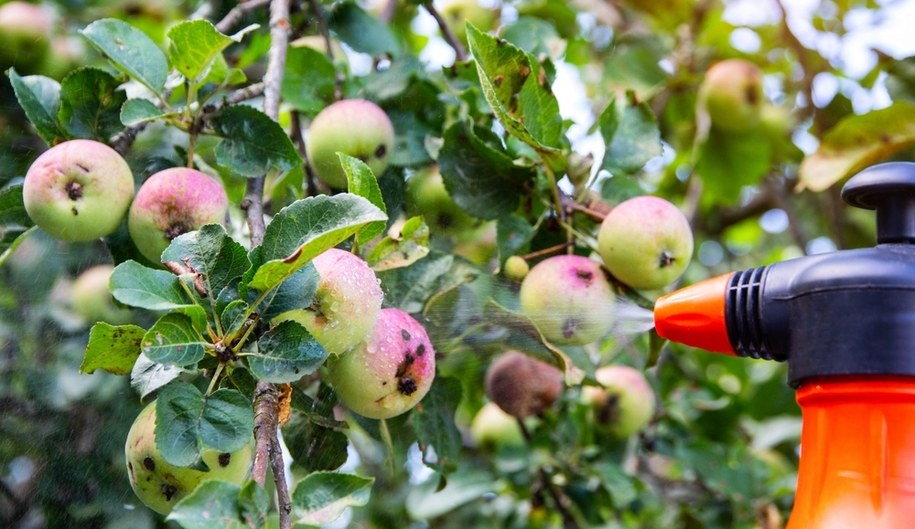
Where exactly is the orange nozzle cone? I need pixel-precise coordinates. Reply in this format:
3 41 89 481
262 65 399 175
654 272 735 355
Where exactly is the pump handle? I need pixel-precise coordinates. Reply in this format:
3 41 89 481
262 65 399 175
842 162 915 243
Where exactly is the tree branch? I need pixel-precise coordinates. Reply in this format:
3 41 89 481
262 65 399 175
423 2 467 62
247 2 293 528
216 0 271 34
308 0 344 100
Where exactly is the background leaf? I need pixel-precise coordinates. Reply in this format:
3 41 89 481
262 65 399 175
6 70 64 145
58 67 127 141
292 471 374 526
211 105 302 178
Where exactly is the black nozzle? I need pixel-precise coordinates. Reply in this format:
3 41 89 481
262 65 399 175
842 162 915 243
718 162 915 386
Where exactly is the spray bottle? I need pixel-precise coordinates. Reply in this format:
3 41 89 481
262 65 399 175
652 162 915 528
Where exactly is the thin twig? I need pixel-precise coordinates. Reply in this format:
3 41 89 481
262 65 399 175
520 241 574 261
216 0 271 33
289 110 324 197
308 0 344 100
272 434 293 528
516 420 580 529
423 2 467 62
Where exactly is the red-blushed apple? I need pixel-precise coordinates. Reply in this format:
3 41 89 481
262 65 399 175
518 254 616 345
697 58 764 132
125 401 253 515
502 255 530 282
325 308 435 420
469 401 525 449
597 196 693 290
128 167 228 264
70 264 132 325
582 364 655 438
305 99 394 189
0 1 52 74
485 350 564 418
272 248 383 356
406 165 478 236
23 139 135 242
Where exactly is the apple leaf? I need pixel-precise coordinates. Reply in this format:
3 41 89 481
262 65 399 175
496 214 534 266
249 320 328 383
291 471 375 526
798 102 915 192
168 481 248 529
155 382 254 468
130 353 184 399
166 20 236 83
0 185 35 266
121 98 174 126
58 67 127 141
219 300 248 339
110 260 195 311
81 18 168 95
466 22 566 173
6 69 65 145
695 127 772 203
259 263 318 322
281 45 335 116
412 376 462 474
439 120 534 220
250 194 387 292
598 91 662 176
284 387 349 472
142 313 208 367
482 299 585 385
80 322 145 375
328 2 400 56
211 105 302 178
340 153 387 244
377 252 460 314
161 224 251 303
367 216 430 271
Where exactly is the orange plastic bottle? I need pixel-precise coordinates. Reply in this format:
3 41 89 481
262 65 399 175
653 162 915 528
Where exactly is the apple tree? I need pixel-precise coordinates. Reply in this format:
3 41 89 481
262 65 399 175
1 0 913 528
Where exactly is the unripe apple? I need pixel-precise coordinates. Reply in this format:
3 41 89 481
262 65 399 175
273 248 383 356
128 168 228 264
325 308 435 419
469 401 525 449
485 350 563 418
503 255 529 282
698 59 764 132
440 0 499 43
0 1 52 74
582 365 655 438
597 196 693 290
306 99 394 189
23 139 135 242
518 255 615 345
125 401 253 515
405 166 477 235
70 264 132 325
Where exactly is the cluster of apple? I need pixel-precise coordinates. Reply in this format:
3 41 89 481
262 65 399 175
471 351 656 448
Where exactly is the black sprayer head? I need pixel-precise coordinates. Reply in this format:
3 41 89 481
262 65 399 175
656 162 915 387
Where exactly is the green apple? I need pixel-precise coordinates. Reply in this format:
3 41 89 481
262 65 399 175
698 58 764 132
273 248 383 356
128 167 228 264
0 1 52 74
503 255 530 282
125 401 253 515
519 254 616 345
485 350 563 418
440 0 499 43
325 308 435 419
306 99 394 189
470 401 525 449
582 365 655 438
405 165 478 235
70 264 132 325
23 139 135 242
597 196 693 290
